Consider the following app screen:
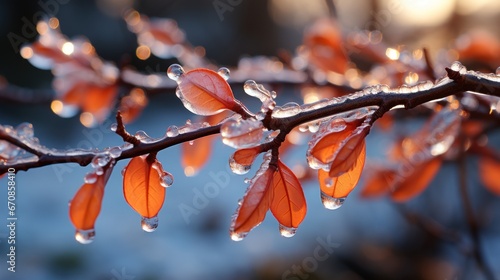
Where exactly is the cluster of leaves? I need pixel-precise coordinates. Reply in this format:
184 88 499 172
2 9 500 247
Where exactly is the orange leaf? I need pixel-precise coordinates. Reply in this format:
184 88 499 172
182 135 215 176
391 157 441 202
309 119 357 164
177 68 241 115
230 168 273 239
123 155 166 218
304 18 349 74
319 143 366 198
270 161 307 230
69 166 113 231
479 155 500 196
360 168 396 198
329 133 368 177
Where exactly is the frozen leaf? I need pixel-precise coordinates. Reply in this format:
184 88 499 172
69 164 113 232
479 155 500 196
123 155 166 218
230 168 273 239
319 143 366 198
229 146 262 175
175 68 244 116
221 118 264 149
270 160 307 229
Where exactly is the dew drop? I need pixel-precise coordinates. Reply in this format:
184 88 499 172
84 172 98 184
141 216 159 232
279 224 297 238
167 64 185 81
321 192 345 210
16 123 34 139
108 147 122 158
217 67 230 80
75 229 95 244
166 125 179 137
161 172 174 187
230 231 247 241
110 123 118 132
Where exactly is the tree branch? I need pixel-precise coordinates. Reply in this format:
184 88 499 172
1 67 500 174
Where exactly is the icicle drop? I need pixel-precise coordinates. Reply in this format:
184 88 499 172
167 64 185 81
75 229 95 244
141 216 159 232
229 157 251 175
230 231 247 241
84 172 98 184
166 125 179 137
243 80 272 102
134 130 149 141
450 61 466 74
321 192 345 210
279 224 297 238
110 123 118 132
161 172 174 188
217 67 230 80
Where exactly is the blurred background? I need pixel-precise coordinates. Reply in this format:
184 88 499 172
1 0 500 279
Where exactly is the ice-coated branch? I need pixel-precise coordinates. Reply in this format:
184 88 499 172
1 65 500 174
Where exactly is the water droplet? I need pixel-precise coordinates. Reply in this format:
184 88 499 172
230 231 247 241
121 167 127 176
450 61 464 73
16 123 34 139
95 167 104 176
166 125 179 137
110 123 118 132
108 147 122 158
321 192 345 210
229 157 251 175
217 67 230 80
279 224 297 238
167 64 185 81
161 172 174 187
272 102 301 118
141 216 159 232
75 229 95 244
243 80 273 102
244 178 251 184
84 172 98 184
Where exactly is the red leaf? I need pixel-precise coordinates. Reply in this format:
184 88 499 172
309 119 357 164
123 155 166 218
390 157 442 202
69 166 113 231
479 155 500 196
270 160 307 230
230 146 262 174
319 143 366 198
177 68 242 115
230 168 273 240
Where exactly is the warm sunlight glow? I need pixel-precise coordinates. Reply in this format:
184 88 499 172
387 0 455 27
184 166 196 177
61 42 75 55
80 112 97 128
385 48 400 60
48 17 59 29
20 47 33 59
